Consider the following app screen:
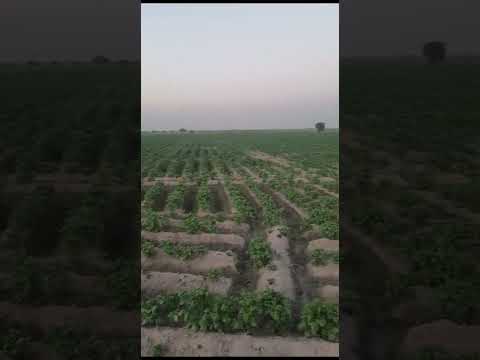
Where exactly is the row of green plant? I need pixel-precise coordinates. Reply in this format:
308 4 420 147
248 236 273 268
8 256 138 309
182 214 216 234
166 184 186 212
159 240 207 261
141 238 156 257
196 180 210 210
141 288 338 340
310 249 340 266
141 208 168 232
224 179 256 224
143 182 164 209
246 179 283 226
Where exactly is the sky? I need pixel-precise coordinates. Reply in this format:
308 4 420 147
342 0 480 57
1 0 139 61
142 4 338 131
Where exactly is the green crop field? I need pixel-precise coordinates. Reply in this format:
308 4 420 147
341 61 480 358
0 63 139 359
141 129 340 356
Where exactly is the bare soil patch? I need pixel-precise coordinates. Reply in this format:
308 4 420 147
141 271 232 297
141 326 339 357
141 250 237 276
141 231 245 250
248 151 291 167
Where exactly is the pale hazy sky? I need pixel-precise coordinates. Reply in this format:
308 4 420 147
142 4 338 130
342 0 480 57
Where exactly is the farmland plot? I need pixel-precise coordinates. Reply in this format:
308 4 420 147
341 62 480 359
141 131 339 357
0 63 139 359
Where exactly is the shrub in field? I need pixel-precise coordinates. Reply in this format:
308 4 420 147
248 237 272 268
299 300 339 341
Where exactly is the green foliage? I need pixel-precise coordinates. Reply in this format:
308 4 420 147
160 241 207 261
207 268 224 281
183 214 202 234
166 184 186 212
310 249 340 266
236 289 292 333
106 260 139 310
141 238 156 257
141 208 161 232
181 215 217 234
142 294 179 326
248 237 273 268
224 180 256 224
247 180 282 226
299 300 339 341
142 289 292 334
144 182 164 209
317 221 339 240
197 180 210 210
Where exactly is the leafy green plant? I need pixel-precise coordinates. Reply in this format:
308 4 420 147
142 289 292 334
197 181 210 210
141 208 161 232
141 294 179 326
310 249 340 266
141 238 156 257
247 179 282 226
317 221 339 239
236 289 292 333
183 214 202 234
166 184 186 212
225 180 256 224
181 215 216 234
207 268 224 281
160 241 207 261
143 182 164 209
299 300 339 341
248 237 272 268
